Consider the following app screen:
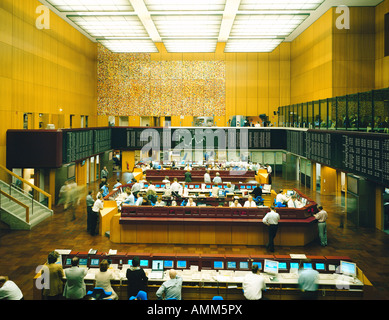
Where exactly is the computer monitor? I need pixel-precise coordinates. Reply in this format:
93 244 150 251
79 258 88 266
278 262 287 270
252 262 262 270
263 259 279 275
290 262 299 269
127 259 132 266
189 185 194 189
206 185 211 189
246 185 251 189
239 261 249 270
315 263 326 271
195 185 200 189
90 259 100 267
152 260 164 271
140 260 149 267
156 184 160 188
144 184 149 188
227 261 236 269
240 185 245 189
214 261 224 269
65 258 72 266
340 260 357 277
164 260 173 268
286 190 294 196
161 184 165 188
177 260 187 268
303 262 313 269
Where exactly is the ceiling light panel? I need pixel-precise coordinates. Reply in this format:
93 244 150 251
239 0 324 11
46 0 134 12
163 39 217 52
230 14 309 37
152 15 222 38
225 38 283 52
144 0 226 12
68 15 148 38
99 39 158 52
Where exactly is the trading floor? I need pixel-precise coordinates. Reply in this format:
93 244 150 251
1 171 388 301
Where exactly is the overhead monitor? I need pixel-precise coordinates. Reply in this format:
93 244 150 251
214 261 224 269
239 261 249 270
152 260 164 271
90 259 100 267
177 260 187 268
127 259 132 266
315 263 326 271
227 261 236 269
263 259 279 275
164 260 174 268
340 260 357 277
140 260 149 267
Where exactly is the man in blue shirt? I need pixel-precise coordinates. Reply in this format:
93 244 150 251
156 270 183 300
298 259 319 300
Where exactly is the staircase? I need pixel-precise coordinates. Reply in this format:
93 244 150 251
0 180 53 230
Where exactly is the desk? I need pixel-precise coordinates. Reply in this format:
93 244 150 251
32 253 367 300
99 201 118 237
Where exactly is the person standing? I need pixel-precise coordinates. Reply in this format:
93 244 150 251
90 194 104 236
63 257 87 300
42 251 65 300
204 170 211 183
101 166 109 180
262 205 280 252
242 264 266 300
156 270 183 300
86 191 95 234
298 259 319 300
0 276 23 300
184 170 192 183
126 256 148 299
314 205 328 246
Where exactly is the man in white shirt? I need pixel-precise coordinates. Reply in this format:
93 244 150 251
156 270 183 300
204 170 211 183
275 189 288 204
0 276 23 300
186 197 196 207
123 192 135 205
244 196 257 207
242 264 266 300
314 205 328 246
131 179 142 197
211 184 219 197
90 195 104 236
262 206 280 252
135 193 144 206
170 178 181 197
212 172 222 184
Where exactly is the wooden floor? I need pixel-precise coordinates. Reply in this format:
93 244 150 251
1 170 389 300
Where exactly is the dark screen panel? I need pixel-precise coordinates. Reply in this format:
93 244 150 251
6 130 63 168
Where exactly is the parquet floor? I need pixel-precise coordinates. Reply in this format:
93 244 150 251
1 171 389 300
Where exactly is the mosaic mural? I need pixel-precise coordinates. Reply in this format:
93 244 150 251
97 44 226 117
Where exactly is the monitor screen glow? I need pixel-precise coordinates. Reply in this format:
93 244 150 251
195 185 200 189
177 260 186 268
79 258 88 266
164 260 173 268
152 260 164 270
264 259 279 274
214 261 223 269
340 261 356 277
206 185 211 189
140 260 148 267
278 262 287 270
315 263 325 271
90 259 99 266
239 261 249 269
303 263 312 269
290 262 299 269
66 258 72 265
128 259 132 266
246 185 251 189
252 262 262 269
227 261 236 269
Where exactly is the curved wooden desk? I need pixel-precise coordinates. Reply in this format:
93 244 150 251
110 189 319 246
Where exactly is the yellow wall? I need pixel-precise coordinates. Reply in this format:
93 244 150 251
0 0 97 171
375 0 389 89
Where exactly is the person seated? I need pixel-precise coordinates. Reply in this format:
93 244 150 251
287 195 302 208
156 270 183 300
147 181 156 192
212 172 222 184
170 178 181 198
162 176 170 187
186 197 196 207
244 195 257 208
123 191 135 205
230 198 242 207
251 184 263 199
275 189 288 204
225 183 234 194
154 196 166 207
211 183 219 197
171 200 177 206
113 179 122 190
135 193 144 206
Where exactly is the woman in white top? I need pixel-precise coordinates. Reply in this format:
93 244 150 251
244 196 257 207
230 199 242 207
94 260 118 300
186 197 197 207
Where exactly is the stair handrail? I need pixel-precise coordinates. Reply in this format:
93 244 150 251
0 189 30 223
0 164 52 210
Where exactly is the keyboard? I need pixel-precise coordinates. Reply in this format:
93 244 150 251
318 274 335 280
149 271 164 279
282 273 298 279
